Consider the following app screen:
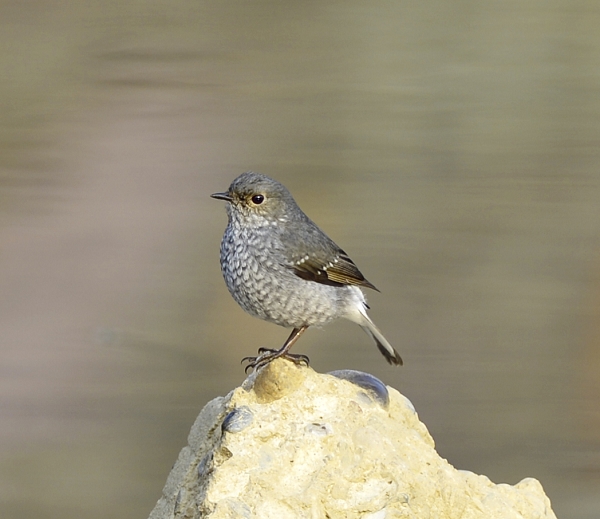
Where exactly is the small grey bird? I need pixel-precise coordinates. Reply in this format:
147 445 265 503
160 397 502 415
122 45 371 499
211 171 403 370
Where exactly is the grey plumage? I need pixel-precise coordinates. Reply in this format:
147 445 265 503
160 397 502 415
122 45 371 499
211 171 403 368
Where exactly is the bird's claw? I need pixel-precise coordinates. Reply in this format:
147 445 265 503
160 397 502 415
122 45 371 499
241 349 310 373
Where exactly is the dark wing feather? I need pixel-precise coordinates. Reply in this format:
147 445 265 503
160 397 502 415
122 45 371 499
280 212 379 291
291 249 379 291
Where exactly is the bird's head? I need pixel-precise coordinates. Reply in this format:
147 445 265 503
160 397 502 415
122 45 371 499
211 171 298 227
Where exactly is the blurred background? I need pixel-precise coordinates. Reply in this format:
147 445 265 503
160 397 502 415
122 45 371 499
1 1 599 517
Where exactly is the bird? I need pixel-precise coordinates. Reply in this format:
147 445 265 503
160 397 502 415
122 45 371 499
211 171 402 371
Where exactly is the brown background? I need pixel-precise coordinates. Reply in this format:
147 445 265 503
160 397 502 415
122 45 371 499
1 2 599 517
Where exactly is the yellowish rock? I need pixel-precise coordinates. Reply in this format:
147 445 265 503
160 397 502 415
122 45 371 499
148 360 557 519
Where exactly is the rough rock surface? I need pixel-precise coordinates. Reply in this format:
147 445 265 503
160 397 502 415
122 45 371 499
148 359 557 519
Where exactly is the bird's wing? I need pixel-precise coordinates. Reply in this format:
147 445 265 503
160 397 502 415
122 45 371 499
290 249 378 291
279 214 379 291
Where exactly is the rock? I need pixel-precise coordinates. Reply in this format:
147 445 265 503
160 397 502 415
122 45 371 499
148 359 557 519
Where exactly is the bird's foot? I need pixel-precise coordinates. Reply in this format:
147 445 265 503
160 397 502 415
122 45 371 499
242 348 310 373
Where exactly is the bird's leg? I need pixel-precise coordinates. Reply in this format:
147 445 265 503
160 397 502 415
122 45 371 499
242 326 309 372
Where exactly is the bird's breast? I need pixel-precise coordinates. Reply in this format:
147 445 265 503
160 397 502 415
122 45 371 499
218 224 349 328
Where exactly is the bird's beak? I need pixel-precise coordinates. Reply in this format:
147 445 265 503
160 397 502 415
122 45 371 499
211 192 233 202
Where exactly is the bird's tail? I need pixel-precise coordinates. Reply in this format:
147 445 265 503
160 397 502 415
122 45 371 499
358 306 403 366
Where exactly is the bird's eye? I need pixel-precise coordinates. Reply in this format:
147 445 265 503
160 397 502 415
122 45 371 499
251 194 265 205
